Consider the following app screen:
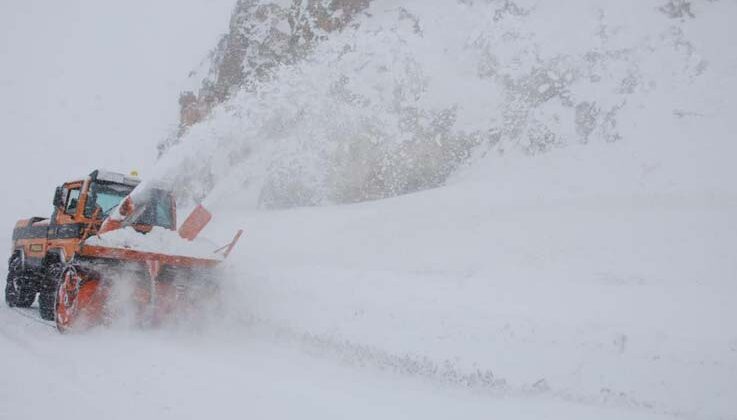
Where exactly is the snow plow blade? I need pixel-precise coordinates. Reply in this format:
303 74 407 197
55 243 224 333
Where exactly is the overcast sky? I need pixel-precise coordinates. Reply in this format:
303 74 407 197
0 0 235 228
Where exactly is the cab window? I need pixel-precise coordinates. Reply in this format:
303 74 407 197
129 189 174 229
65 189 81 215
84 182 135 218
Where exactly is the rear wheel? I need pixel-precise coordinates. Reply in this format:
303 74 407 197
5 255 36 308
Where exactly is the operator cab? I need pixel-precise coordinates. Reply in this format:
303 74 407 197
85 170 139 219
51 170 176 232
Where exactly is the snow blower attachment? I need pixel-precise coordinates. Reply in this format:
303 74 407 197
5 170 242 332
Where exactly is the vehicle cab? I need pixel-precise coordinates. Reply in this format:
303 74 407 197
11 170 176 268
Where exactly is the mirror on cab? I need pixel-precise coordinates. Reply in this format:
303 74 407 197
53 187 64 208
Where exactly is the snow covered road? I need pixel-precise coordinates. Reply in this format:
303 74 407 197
0 304 676 420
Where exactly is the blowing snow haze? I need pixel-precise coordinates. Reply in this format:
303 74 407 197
1 1 736 420
156 0 736 210
0 0 235 230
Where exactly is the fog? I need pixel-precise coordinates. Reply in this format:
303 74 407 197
0 0 235 230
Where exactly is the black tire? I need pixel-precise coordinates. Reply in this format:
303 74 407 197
39 261 64 321
38 291 55 321
5 255 36 308
4 273 17 307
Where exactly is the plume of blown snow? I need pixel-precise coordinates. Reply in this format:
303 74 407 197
155 0 735 209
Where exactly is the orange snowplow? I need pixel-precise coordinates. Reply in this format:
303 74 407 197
5 170 241 332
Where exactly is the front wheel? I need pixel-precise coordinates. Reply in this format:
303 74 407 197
55 265 103 333
5 255 36 308
55 266 81 332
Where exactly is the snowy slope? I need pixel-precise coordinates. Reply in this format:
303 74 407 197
214 142 737 419
1 141 733 420
150 3 737 415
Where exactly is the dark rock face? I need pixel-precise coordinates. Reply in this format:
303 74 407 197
160 0 371 154
659 0 696 19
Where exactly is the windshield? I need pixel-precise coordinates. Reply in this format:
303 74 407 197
128 188 175 230
84 182 135 218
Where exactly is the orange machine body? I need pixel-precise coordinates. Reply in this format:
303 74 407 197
6 170 233 332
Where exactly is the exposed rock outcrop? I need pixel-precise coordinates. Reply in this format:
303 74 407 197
159 0 372 154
